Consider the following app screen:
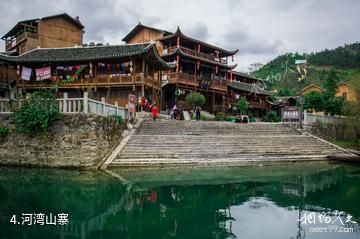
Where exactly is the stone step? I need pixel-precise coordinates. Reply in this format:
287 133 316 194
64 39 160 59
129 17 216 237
117 150 338 158
110 155 329 166
109 119 344 166
121 147 336 153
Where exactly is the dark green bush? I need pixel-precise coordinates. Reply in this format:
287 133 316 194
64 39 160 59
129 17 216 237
263 111 281 122
249 117 256 123
0 126 9 138
11 90 60 136
110 115 124 124
215 113 225 121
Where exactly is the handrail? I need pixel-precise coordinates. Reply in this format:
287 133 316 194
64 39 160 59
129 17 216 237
1 93 128 119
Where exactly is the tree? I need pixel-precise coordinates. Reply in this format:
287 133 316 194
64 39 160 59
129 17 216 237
304 91 325 112
277 88 295 96
324 96 346 116
185 92 206 107
323 68 340 94
235 97 249 115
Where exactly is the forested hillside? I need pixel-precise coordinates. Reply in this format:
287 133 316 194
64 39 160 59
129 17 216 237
253 42 360 95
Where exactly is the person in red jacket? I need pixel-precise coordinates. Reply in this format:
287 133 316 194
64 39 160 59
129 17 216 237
151 104 159 121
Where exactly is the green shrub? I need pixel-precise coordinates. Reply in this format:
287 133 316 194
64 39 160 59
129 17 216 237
263 111 281 122
215 113 225 121
0 126 9 138
185 92 206 107
110 115 124 124
249 117 256 123
11 90 60 136
235 97 249 115
224 116 236 122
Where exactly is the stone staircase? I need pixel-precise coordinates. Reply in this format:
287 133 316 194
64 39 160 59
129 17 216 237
109 119 345 167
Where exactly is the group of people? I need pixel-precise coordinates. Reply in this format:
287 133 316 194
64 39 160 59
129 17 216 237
128 92 203 122
167 104 201 121
128 93 159 121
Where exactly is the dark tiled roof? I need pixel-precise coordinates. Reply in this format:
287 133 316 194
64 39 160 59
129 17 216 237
122 23 173 42
162 47 237 69
232 71 266 82
229 81 275 96
0 43 173 69
2 13 84 39
161 27 239 57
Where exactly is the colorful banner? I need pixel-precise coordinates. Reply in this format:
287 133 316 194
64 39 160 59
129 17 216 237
35 66 51 81
21 66 32 81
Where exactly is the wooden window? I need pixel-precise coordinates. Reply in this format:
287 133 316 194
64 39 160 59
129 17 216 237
342 92 347 100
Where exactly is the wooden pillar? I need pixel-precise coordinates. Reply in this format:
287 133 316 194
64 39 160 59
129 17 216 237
132 59 136 91
212 91 215 113
141 58 145 97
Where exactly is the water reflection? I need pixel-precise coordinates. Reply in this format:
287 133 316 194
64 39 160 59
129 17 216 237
0 162 359 239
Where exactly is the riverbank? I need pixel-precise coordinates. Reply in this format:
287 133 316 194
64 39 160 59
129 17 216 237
0 114 126 168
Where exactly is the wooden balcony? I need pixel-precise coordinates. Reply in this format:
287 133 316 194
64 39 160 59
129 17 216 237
5 32 38 51
250 101 267 109
167 72 227 93
165 46 227 64
17 73 161 90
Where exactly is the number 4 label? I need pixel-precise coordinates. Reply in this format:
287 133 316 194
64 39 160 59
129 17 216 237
10 215 17 224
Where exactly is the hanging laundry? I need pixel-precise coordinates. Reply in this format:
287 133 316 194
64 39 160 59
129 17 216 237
21 66 32 81
35 66 51 81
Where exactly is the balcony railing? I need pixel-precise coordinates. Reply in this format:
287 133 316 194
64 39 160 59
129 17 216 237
17 73 160 89
5 32 38 51
164 46 228 64
167 72 227 92
249 101 267 109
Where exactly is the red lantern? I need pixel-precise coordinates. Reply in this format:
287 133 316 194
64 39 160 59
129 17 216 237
197 60 200 70
230 70 233 82
197 44 200 52
215 66 218 75
176 55 180 72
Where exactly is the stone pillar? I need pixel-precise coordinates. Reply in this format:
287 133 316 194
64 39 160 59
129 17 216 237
115 101 119 116
63 92 68 113
101 97 106 116
304 109 307 125
83 92 88 114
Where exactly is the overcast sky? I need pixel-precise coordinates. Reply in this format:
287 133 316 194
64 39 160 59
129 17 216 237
1 0 359 71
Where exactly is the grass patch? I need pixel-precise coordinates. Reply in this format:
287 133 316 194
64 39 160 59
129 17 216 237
330 140 360 150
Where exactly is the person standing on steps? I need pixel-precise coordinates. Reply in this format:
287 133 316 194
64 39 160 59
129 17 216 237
151 103 159 121
127 91 137 123
195 106 201 121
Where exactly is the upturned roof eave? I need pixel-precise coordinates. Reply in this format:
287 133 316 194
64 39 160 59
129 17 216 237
229 81 275 96
161 47 237 69
160 27 238 57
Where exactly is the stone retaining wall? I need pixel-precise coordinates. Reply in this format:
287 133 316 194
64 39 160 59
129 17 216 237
306 121 359 141
0 114 126 168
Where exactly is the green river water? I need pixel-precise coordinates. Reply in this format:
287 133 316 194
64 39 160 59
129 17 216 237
0 161 359 239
